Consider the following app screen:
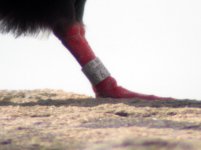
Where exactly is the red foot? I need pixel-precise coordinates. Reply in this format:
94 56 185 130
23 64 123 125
93 77 175 100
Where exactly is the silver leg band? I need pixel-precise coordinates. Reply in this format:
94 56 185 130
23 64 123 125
82 57 111 85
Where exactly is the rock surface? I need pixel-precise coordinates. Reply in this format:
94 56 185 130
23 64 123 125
0 89 201 150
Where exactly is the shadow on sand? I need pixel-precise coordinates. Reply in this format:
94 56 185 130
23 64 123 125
0 97 201 108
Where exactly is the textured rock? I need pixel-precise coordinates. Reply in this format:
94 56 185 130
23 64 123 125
0 89 201 150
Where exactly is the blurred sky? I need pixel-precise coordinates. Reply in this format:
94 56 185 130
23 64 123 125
0 0 201 99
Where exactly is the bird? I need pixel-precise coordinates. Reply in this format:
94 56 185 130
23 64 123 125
0 0 174 100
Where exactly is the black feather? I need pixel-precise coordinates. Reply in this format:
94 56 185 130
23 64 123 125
0 0 86 36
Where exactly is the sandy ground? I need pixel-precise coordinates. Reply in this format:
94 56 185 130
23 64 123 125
0 89 201 150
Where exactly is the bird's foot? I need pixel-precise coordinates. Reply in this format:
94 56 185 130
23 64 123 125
93 77 175 100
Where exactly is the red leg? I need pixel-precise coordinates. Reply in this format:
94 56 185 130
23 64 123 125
54 23 175 100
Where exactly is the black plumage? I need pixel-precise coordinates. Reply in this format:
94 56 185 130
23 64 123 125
0 0 86 36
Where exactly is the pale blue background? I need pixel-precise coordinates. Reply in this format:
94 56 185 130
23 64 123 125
0 0 201 99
